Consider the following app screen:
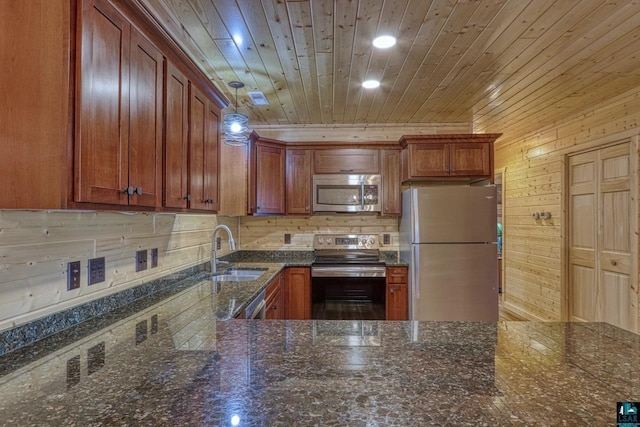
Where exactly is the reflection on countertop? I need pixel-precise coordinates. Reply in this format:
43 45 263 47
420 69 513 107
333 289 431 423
1 269 639 425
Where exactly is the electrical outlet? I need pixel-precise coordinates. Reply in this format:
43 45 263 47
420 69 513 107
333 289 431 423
87 342 105 375
136 320 148 345
383 234 391 245
284 233 291 244
151 314 158 334
151 248 158 268
88 257 105 285
67 261 81 290
136 250 148 272
66 355 81 389
216 237 221 250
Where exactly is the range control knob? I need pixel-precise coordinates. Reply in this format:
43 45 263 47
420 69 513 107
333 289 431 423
368 235 376 246
325 238 332 245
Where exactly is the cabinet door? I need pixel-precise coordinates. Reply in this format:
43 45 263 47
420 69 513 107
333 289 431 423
450 143 490 176
285 267 311 319
313 149 380 174
386 267 408 320
286 149 312 214
188 85 209 210
205 100 220 211
128 29 163 207
164 62 189 209
256 144 285 214
76 0 130 205
381 149 401 215
265 272 284 319
408 144 449 177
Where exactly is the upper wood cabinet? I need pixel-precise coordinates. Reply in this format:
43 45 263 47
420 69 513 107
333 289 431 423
313 149 380 174
381 149 401 216
400 134 501 182
248 136 286 215
164 62 189 209
188 85 220 211
164 63 220 212
286 149 312 215
76 0 163 207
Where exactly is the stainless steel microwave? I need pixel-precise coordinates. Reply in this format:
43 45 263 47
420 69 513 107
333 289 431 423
312 174 381 213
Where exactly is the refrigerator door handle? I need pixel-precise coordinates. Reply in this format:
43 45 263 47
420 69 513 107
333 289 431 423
412 245 420 300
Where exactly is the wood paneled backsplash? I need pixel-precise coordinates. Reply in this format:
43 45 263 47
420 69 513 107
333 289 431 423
0 210 237 332
494 85 640 325
239 215 399 251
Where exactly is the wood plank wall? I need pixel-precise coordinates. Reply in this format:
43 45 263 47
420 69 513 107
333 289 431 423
0 210 237 332
494 85 640 322
239 215 399 251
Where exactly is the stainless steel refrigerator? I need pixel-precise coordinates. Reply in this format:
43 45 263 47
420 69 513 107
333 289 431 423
399 186 498 321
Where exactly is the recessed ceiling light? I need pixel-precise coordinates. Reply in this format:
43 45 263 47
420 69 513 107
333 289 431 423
373 35 396 49
362 80 380 89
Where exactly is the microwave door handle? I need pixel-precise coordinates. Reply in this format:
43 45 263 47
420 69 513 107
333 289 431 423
360 181 365 209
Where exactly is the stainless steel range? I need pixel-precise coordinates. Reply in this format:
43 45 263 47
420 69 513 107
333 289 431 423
311 234 386 320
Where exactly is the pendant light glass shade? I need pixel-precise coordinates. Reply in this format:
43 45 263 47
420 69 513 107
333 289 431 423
223 81 249 146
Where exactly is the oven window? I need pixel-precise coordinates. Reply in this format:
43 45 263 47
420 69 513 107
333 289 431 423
311 276 386 320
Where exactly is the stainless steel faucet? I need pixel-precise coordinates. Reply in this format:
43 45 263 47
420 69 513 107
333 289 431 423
211 224 237 274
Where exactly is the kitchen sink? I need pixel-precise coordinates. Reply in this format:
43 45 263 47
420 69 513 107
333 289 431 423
223 268 268 276
212 268 267 282
212 274 259 282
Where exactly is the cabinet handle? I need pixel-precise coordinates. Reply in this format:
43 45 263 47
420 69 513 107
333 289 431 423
390 274 405 278
205 198 214 204
184 194 191 201
340 169 354 172
123 186 135 195
135 187 143 195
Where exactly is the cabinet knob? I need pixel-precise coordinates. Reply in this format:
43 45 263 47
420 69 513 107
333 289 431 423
305 206 309 211
205 198 214 204
123 186 135 195
135 187 143 195
611 260 618 266
184 194 191 201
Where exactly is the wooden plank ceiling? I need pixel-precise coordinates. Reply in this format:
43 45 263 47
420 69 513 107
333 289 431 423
137 0 640 142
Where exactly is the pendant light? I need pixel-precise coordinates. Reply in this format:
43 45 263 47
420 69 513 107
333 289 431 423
223 81 249 146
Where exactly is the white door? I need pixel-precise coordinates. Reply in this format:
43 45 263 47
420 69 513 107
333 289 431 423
568 142 637 332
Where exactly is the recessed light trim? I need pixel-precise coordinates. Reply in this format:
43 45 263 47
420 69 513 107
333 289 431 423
362 80 380 89
373 35 396 49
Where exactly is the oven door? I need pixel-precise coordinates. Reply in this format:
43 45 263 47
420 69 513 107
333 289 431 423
313 174 381 213
311 265 386 278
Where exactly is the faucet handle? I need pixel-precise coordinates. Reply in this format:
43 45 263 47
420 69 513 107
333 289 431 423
216 260 229 265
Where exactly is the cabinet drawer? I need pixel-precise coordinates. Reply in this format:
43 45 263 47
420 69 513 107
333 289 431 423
314 149 379 174
387 267 408 284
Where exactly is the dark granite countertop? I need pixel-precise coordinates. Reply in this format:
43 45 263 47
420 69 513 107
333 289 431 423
1 277 639 426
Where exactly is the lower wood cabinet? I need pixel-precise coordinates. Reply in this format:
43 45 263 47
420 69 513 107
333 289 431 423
265 271 285 319
386 266 408 320
285 267 312 319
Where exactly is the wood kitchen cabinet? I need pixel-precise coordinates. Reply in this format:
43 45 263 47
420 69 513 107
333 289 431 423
285 267 312 319
386 266 408 320
265 271 285 319
381 149 401 216
248 135 286 215
165 63 220 211
188 85 220 211
286 149 312 215
76 0 163 207
2 0 227 211
400 134 501 182
313 149 380 174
